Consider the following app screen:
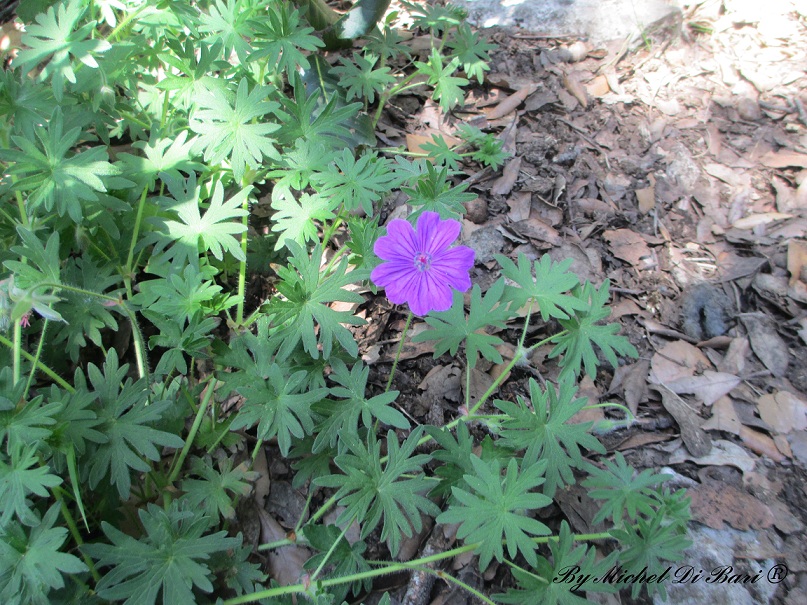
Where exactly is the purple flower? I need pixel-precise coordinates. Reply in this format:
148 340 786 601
371 211 474 316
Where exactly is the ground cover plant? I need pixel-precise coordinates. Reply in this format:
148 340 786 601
0 0 691 603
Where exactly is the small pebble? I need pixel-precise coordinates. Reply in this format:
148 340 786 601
463 197 488 224
736 97 761 121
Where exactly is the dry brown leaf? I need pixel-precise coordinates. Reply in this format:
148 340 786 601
650 341 712 383
739 425 785 462
669 439 756 472
570 376 604 425
509 217 562 246
701 396 743 435
576 197 616 216
656 385 712 457
757 391 807 434
635 174 656 214
490 156 522 196
620 360 650 415
603 229 653 268
688 483 774 531
732 212 794 230
586 75 610 97
769 500 805 534
741 314 789 377
760 150 807 168
562 71 588 108
665 371 741 406
506 190 531 221
717 337 750 375
484 84 538 120
787 239 807 286
258 507 311 586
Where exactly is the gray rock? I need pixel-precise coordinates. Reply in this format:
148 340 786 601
453 0 681 45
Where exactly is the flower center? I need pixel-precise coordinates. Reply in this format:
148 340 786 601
413 251 432 272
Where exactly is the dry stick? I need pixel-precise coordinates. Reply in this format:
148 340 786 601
402 524 451 605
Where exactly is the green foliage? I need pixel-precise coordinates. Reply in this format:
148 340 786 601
0 504 87 605
550 280 639 378
0 2 686 603
316 428 440 556
495 378 606 498
413 279 512 369
84 501 240 605
437 456 551 570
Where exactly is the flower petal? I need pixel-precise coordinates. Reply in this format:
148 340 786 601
423 271 454 312
425 217 461 255
374 219 417 260
414 212 441 253
371 260 413 288
431 246 475 291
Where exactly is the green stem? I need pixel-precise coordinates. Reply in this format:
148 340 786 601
0 333 74 392
124 186 150 298
23 318 48 399
385 311 413 392
233 529 614 604
235 189 250 326
310 519 351 582
11 319 21 386
104 3 149 42
168 378 216 485
373 72 422 127
53 487 101 582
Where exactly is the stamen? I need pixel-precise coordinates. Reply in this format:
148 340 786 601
413 252 432 272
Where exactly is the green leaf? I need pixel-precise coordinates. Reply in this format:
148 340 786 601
0 388 59 449
13 0 112 101
403 162 475 220
447 23 495 84
437 456 551 570
142 311 218 376
331 52 396 103
189 78 280 182
313 149 396 215
549 280 639 378
115 131 204 193
582 452 670 525
180 455 259 521
83 350 184 499
365 23 412 62
158 177 249 269
198 0 258 63
413 279 511 369
316 428 439 556
402 0 465 35
0 443 62 527
493 521 619 605
1 110 126 222
313 358 408 453
133 264 229 323
345 215 382 273
303 524 371 600
251 1 324 78
495 378 606 498
414 49 467 112
426 423 477 498
0 504 87 605
335 0 391 39
420 133 463 171
229 363 327 457
270 191 337 251
84 501 240 605
496 253 585 321
267 241 368 360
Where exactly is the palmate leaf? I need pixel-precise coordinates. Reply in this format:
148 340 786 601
1 110 128 223
156 38 228 111
189 78 280 181
582 452 670 525
267 241 368 360
157 176 249 270
251 0 324 77
313 358 407 453
494 521 619 605
403 162 476 220
437 456 551 570
414 49 468 112
180 455 259 521
413 279 512 369
550 280 639 378
115 131 204 194
304 524 371 600
270 191 337 251
447 23 496 84
315 428 439 556
142 311 218 377
229 363 327 456
82 350 184 499
84 501 240 605
0 504 87 605
0 443 62 527
495 378 606 498
13 0 112 101
331 52 396 103
496 253 585 321
198 0 258 63
312 149 396 215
